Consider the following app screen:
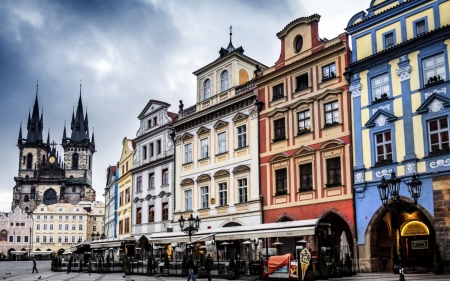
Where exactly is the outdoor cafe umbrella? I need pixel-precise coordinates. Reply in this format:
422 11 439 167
340 231 350 261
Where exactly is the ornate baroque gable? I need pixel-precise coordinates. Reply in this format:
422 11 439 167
416 94 450 114
365 110 397 128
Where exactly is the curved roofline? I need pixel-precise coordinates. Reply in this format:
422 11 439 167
276 14 321 39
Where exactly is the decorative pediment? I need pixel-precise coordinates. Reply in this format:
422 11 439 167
416 94 450 114
318 139 345 150
365 110 397 128
196 126 210 135
196 174 211 182
267 107 288 119
292 146 315 157
317 89 342 102
268 153 290 163
181 132 193 141
213 170 230 178
232 165 250 174
213 120 229 129
290 99 313 111
232 113 249 122
180 178 194 186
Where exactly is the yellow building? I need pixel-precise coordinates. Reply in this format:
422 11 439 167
117 137 135 238
83 201 105 241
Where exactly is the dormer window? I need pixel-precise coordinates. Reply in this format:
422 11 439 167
204 79 211 100
221 70 229 92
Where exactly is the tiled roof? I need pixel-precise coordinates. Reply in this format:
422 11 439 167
167 112 179 123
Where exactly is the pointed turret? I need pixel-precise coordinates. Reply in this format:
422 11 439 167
26 85 44 143
218 26 244 58
91 129 95 149
62 121 68 144
18 122 23 146
70 87 90 143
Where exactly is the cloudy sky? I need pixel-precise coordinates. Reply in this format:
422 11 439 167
0 0 368 211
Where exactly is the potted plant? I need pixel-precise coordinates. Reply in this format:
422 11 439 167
104 255 110 272
181 253 187 276
319 250 328 280
392 251 399 274
434 244 444 275
198 253 206 278
163 252 170 276
88 257 93 273
146 255 153 276
227 254 236 280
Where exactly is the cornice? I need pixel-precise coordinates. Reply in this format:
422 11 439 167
130 155 173 174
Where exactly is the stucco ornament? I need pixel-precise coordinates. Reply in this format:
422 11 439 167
428 99 445 113
404 163 416 174
375 169 393 178
349 83 362 98
372 104 391 114
355 186 366 200
395 65 412 82
375 114 387 127
425 87 446 99
250 106 258 119
354 172 364 183
430 158 450 169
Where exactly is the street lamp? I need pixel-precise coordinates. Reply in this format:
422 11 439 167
178 213 201 254
377 172 422 281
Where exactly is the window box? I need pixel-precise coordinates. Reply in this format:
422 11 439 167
298 186 313 192
425 76 445 88
373 93 390 104
324 122 340 128
297 128 311 136
274 190 288 196
375 159 393 166
325 182 341 188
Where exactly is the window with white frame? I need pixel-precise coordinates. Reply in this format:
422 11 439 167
429 117 449 155
237 125 247 148
137 176 142 192
79 216 83 220
64 236 68 243
375 131 393 163
238 178 248 203
324 101 339 125
299 163 313 191
9 236 13 243
275 169 287 194
200 186 209 209
416 20 426 35
50 215 54 220
79 224 83 231
43 224 47 230
322 63 336 80
185 143 192 163
143 145 147 160
297 110 311 133
274 118 286 140
50 224 53 230
43 236 47 243
149 173 155 189
49 236 53 243
385 32 394 48
272 84 284 100
36 235 40 243
36 224 40 230
44 215 47 220
326 157 341 186
162 169 169 185
371 73 390 101
65 224 68 231
221 70 229 92
58 236 62 243
93 225 97 232
36 215 40 220
185 190 192 211
218 183 227 206
218 132 226 154
58 215 62 220
201 138 208 159
65 215 69 220
204 79 211 100
423 53 445 85
72 236 75 243
24 236 28 243
58 224 62 231
78 235 83 243
73 216 76 220
16 236 21 243
72 224 76 231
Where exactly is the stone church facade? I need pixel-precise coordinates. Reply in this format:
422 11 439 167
12 87 96 213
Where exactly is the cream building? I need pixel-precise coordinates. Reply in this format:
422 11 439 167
0 207 33 258
117 137 135 238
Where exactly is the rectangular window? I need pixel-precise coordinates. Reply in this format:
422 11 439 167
295 73 308 91
72 215 76 220
58 236 62 243
58 224 62 231
416 20 426 35
237 125 247 148
126 162 128 172
119 220 123 235
200 186 209 209
385 32 394 48
429 117 449 155
24 236 28 243
157 140 162 154
299 163 313 191
36 224 40 230
16 236 21 243
148 119 151 129
136 207 142 224
423 53 445 85
322 63 336 80
119 191 124 206
36 236 39 243
49 236 53 243
149 173 155 189
375 131 393 164
37 215 40 220
275 169 287 194
153 117 158 126
65 224 68 231
72 224 76 231
79 224 83 231
44 215 48 220
218 132 226 154
148 206 154 222
43 236 47 243
50 215 53 220
371 73 390 101
238 178 248 203
326 157 341 186
200 138 209 159
297 110 311 133
218 183 228 206
162 203 169 221
143 145 147 160
274 118 286 140
150 143 154 157
185 190 192 211
125 218 130 233
72 236 75 243
64 236 68 243
126 188 130 203
94 217 97 221
49 224 53 230
137 176 142 192
59 216 62 220
185 143 192 163
43 224 47 231
93 225 97 232
162 169 169 186
272 84 284 100
79 216 83 220
65 215 69 220
325 101 339 125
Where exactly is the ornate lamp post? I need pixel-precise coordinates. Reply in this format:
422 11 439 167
178 214 201 254
377 172 422 281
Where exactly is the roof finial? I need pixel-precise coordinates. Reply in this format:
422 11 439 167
229 25 232 44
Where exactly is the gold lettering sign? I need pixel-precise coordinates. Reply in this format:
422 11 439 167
401 221 429 236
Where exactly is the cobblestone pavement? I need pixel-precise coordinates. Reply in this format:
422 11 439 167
0 261 449 281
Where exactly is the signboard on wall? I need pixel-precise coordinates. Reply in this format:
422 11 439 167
411 240 428 249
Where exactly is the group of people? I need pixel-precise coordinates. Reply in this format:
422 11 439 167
185 253 214 281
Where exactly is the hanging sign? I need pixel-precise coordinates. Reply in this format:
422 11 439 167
411 240 428 249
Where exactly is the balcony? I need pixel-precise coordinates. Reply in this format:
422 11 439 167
66 177 92 185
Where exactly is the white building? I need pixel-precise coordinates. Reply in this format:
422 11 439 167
104 165 118 239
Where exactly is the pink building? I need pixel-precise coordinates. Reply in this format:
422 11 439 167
0 207 33 259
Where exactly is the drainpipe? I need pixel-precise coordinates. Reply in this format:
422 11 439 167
169 131 176 224
255 99 264 225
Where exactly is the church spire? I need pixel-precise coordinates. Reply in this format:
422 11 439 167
46 129 50 145
62 120 68 143
70 83 90 143
18 122 23 146
26 83 44 144
91 128 95 148
226 25 235 52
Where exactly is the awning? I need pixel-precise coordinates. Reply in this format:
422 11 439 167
10 251 27 255
31 251 53 255
90 242 122 249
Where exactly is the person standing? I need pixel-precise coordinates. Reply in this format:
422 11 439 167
186 254 196 281
32 257 38 273
204 254 214 281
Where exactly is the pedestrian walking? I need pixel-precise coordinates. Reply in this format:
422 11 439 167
32 257 38 273
204 254 214 281
186 254 196 281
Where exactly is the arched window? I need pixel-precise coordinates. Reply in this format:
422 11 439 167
203 79 211 100
26 153 33 169
24 195 29 202
221 70 229 92
72 153 79 168
43 189 57 205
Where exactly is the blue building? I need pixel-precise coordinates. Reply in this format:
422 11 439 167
346 0 450 272
105 165 119 239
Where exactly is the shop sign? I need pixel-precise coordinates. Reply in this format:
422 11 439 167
401 221 429 236
411 240 428 249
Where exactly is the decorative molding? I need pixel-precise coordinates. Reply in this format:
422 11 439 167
375 114 388 127
145 194 152 201
274 212 298 222
292 146 315 157
349 83 362 98
196 126 210 135
232 113 249 122
181 132 193 141
267 107 289 118
232 165 250 174
196 174 211 182
395 65 412 81
429 158 450 169
354 172 364 184
404 163 416 174
355 186 366 200
428 99 445 113
372 104 390 114
249 107 258 120
316 207 356 240
425 87 446 99
399 55 408 62
268 153 290 163
213 170 230 178
180 178 194 186
133 197 140 203
213 120 228 129
375 168 393 178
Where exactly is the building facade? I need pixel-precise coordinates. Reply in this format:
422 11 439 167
346 0 450 271
173 34 267 245
255 15 355 259
13 88 96 213
132 100 178 242
117 137 135 238
105 165 118 239
0 207 33 258
86 201 105 241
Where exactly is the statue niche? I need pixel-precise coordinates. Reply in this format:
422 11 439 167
43 189 58 205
